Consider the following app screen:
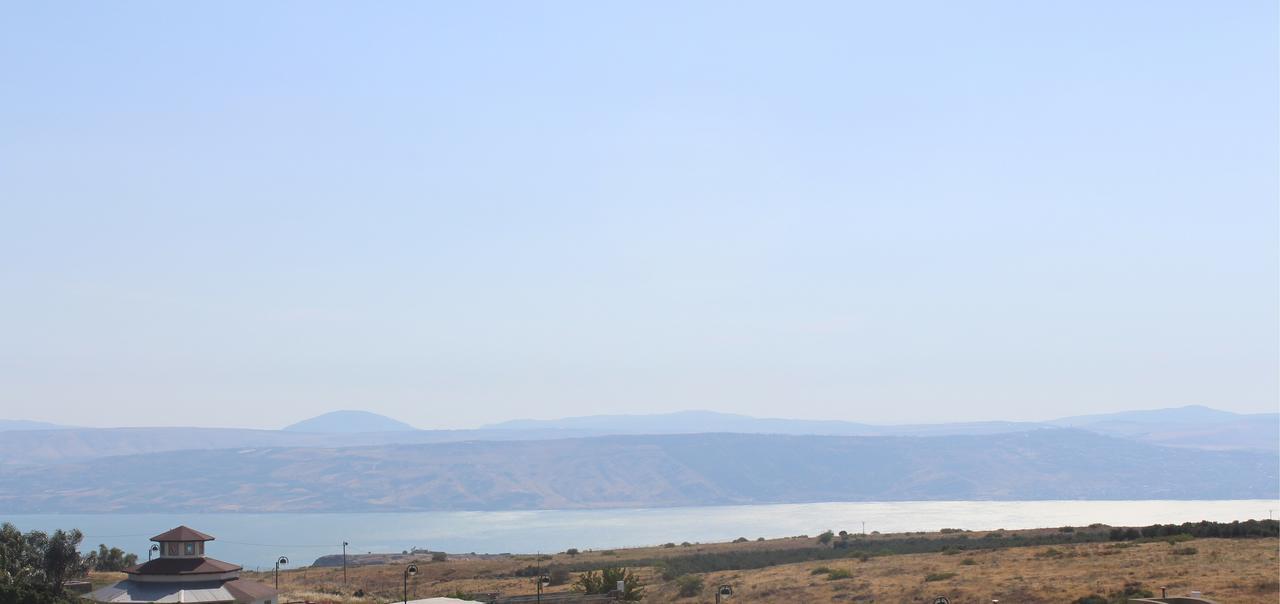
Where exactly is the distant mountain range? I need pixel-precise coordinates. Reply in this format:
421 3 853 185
0 419 71 431
0 405 1274 513
1 406 1274 469
483 405 1279 452
484 410 1039 437
282 410 418 433
1 430 1273 513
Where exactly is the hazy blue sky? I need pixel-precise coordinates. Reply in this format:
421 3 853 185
1 1 1276 429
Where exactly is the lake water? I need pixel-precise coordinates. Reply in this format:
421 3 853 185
5 500 1276 570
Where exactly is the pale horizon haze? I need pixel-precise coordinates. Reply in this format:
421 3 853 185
1 1 1277 430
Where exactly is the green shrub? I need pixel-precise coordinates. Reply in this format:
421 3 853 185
826 569 852 580
1113 582 1153 599
674 574 703 597
810 566 833 575
960 558 977 566
0 585 78 604
573 567 644 601
549 569 571 585
1172 546 1198 555
924 572 957 582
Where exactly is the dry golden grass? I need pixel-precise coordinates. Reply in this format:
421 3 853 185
647 538 1280 603
257 534 1280 603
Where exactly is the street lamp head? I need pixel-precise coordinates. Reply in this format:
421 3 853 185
719 585 733 596
277 556 289 566
539 575 551 586
406 564 418 576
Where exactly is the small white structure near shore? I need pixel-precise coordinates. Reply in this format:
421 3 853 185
83 526 277 604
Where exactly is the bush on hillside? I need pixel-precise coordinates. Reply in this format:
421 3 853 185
0 584 80 604
674 574 703 597
573 567 644 601
1071 595 1108 604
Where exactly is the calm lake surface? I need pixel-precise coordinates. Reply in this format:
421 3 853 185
6 500 1276 569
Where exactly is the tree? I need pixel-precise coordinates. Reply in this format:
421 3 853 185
0 524 86 595
817 530 835 545
41 530 85 593
573 567 645 601
85 545 137 572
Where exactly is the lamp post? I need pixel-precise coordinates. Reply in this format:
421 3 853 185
342 541 348 585
535 574 550 604
273 556 288 591
403 564 417 604
715 584 733 604
147 544 159 561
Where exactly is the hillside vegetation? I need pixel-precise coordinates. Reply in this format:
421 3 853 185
3 430 1274 513
248 521 1280 603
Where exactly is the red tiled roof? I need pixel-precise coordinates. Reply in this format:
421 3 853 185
224 578 277 601
125 556 241 576
150 526 215 542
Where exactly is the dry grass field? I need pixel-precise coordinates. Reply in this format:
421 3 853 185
644 538 1279 603
242 528 1279 603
